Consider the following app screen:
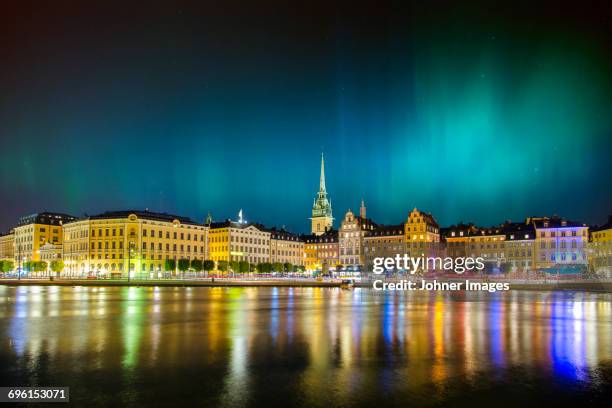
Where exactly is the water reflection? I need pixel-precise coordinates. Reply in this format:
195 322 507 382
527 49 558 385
0 286 610 406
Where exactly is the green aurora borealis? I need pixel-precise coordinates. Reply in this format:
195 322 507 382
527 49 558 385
0 1 610 232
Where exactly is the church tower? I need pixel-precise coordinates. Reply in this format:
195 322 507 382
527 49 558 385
359 199 366 219
310 153 334 235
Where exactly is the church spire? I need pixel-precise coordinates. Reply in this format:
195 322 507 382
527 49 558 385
319 152 326 192
311 153 333 235
360 198 366 219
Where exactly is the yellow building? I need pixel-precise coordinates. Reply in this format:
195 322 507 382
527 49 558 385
208 220 270 266
467 227 506 271
303 229 339 273
13 212 76 267
0 231 14 261
404 208 441 268
62 210 208 277
270 228 304 268
589 216 612 278
532 216 589 272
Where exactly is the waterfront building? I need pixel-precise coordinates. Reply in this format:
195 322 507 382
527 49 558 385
310 154 333 235
269 228 304 268
39 242 63 263
62 210 208 277
0 231 14 261
500 221 536 276
441 223 476 260
363 224 405 272
466 226 506 272
303 229 339 273
404 208 442 270
531 216 589 272
338 203 376 270
589 215 612 278
13 212 76 265
208 219 270 265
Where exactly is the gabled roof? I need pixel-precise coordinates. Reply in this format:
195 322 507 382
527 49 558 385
409 208 439 228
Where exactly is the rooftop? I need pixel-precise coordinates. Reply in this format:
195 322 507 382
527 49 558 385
17 212 77 226
89 210 199 225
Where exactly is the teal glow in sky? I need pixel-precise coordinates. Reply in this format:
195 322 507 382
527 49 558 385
0 1 610 232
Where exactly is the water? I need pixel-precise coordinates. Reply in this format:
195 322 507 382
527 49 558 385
0 286 610 407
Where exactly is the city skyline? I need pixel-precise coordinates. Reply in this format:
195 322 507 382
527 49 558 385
1 170 609 236
1 1 611 233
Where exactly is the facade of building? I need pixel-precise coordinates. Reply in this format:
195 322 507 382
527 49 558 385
531 216 589 272
589 216 612 278
39 243 63 263
208 220 270 265
500 221 536 276
467 227 506 272
363 224 405 272
311 154 333 235
404 208 442 268
338 204 376 270
441 223 476 260
303 229 339 273
269 228 304 267
0 231 15 261
13 212 76 265
62 210 208 277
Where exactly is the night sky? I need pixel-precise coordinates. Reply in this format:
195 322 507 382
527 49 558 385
1 1 611 233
